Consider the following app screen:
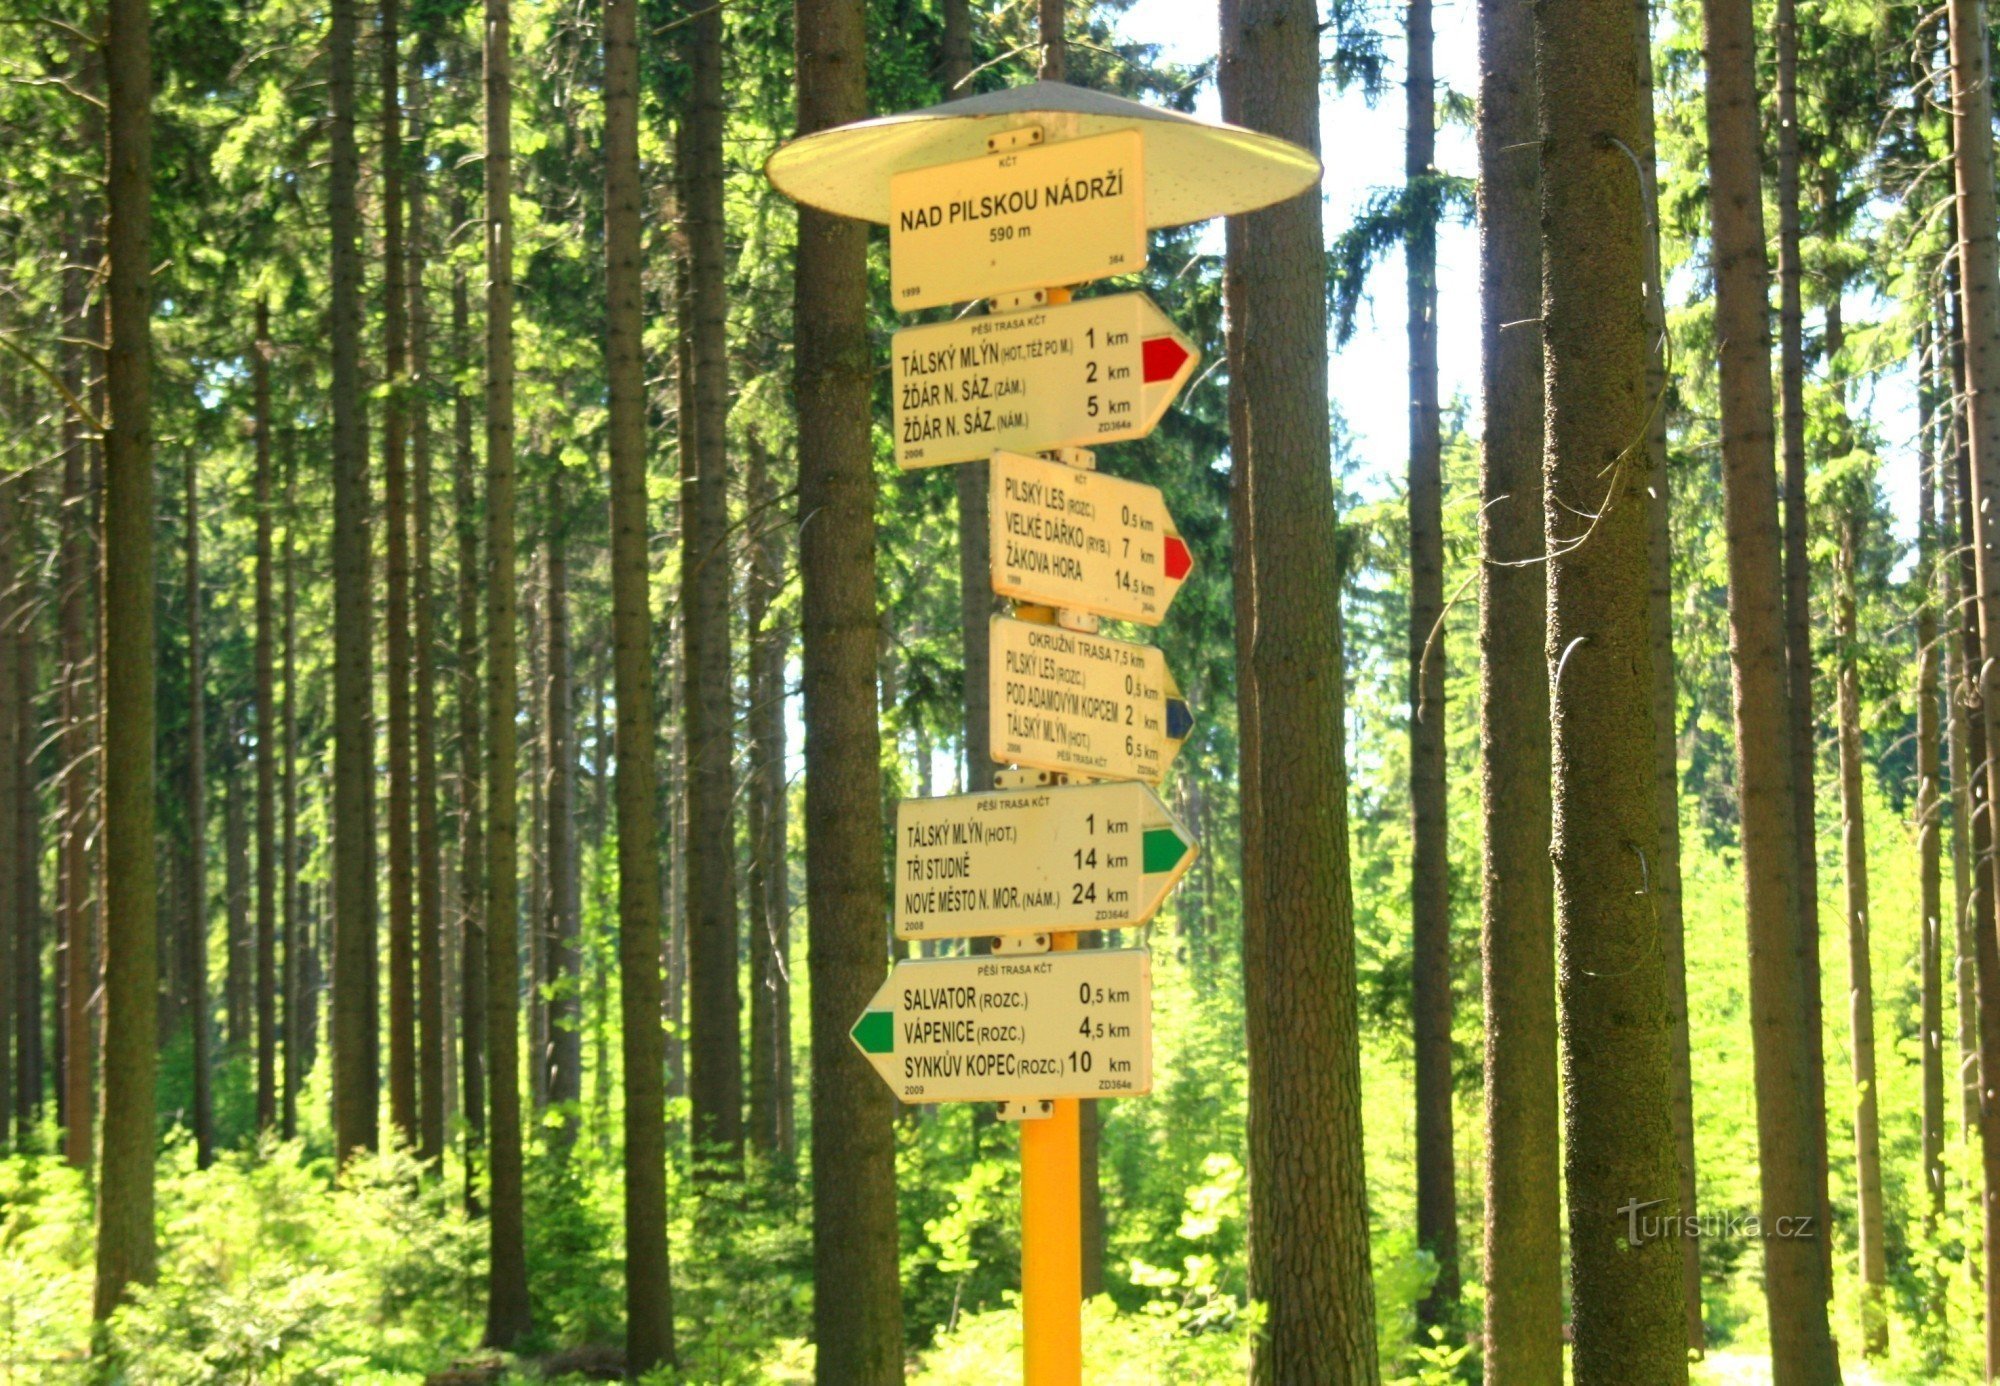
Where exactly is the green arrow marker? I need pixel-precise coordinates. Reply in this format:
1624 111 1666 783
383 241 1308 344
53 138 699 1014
1142 827 1193 875
852 1009 894 1056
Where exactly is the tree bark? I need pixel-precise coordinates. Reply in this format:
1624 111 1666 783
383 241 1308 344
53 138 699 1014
792 0 904 1372
1405 0 1457 1327
1773 0 1833 1278
1918 326 1948 1243
96 0 158 1312
184 455 213 1170
225 761 249 1051
329 0 379 1166
0 390 19 1150
1476 0 1559 1368
544 474 580 1144
1945 338 1981 1142
380 0 418 1152
604 1 677 1354
1538 0 1689 1368
282 430 301 1140
408 66 446 1164
452 242 487 1197
1699 0 1842 1369
1833 511 1889 1355
58 217 95 1170
254 299 279 1131
1221 0 1381 1376
481 0 531 1341
746 430 792 1164
678 0 743 1171
15 522 38 1136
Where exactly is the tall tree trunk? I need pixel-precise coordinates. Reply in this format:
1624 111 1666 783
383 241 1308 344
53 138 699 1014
792 0 904 1372
282 430 301 1140
224 764 249 1050
1475 0 1558 1368
679 0 742 1171
1946 337 1981 1143
452 244 487 1196
0 414 19 1151
58 217 94 1169
526 567 547 1117
745 430 792 1164
1537 0 1689 1367
408 74 446 1163
544 475 580 1144
96 0 157 1311
1700 0 1842 1369
482 0 531 1341
184 460 213 1169
12 479 38 1135
1948 335 2000 1377
381 0 417 1152
1405 0 1457 1328
604 1 676 1362
1633 0 1702 1345
1834 511 1889 1355
1221 0 1380 1376
254 300 279 1130
329 0 378 1166
1919 328 1948 1246
1773 0 1833 1277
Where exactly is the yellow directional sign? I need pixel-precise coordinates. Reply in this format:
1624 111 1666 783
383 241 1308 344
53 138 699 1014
849 948 1152 1104
895 781 1197 941
889 130 1145 311
892 293 1198 468
990 451 1193 624
991 616 1193 784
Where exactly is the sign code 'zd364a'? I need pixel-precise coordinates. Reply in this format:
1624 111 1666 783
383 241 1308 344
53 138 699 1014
888 130 1145 312
895 781 1197 941
849 949 1152 1104
989 450 1193 624
891 293 1196 468
990 616 1192 784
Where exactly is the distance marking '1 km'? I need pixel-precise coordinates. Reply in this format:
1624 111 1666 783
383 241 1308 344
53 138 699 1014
892 293 1197 468
888 130 1145 312
990 450 1192 624
894 781 1198 941
850 948 1152 1104
991 616 1193 784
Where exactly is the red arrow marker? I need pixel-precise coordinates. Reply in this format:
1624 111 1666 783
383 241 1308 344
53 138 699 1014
1163 534 1193 581
1142 335 1192 384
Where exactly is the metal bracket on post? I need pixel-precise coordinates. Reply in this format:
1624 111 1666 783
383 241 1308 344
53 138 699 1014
987 126 1045 155
990 287 1053 315
999 1099 1057 1122
1040 446 1095 471
994 767 1063 790
992 932 1051 955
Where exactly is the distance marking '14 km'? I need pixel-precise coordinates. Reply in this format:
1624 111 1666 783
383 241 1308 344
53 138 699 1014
888 130 1145 312
990 450 1192 624
850 948 1152 1104
891 292 1197 468
990 616 1193 785
895 781 1198 941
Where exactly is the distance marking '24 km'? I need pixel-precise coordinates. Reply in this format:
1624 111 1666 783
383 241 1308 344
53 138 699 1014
892 292 1198 468
894 780 1198 941
990 615 1193 785
849 948 1153 1104
989 450 1193 624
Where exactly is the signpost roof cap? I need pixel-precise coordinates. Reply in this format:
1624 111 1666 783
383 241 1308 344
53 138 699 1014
766 80 1321 229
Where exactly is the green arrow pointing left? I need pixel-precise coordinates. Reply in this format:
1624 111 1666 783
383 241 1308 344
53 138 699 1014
852 1009 894 1056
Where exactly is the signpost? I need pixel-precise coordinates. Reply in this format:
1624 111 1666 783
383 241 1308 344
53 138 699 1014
892 293 1197 468
989 450 1193 623
767 79 1318 1386
894 781 1196 941
849 949 1153 1105
991 615 1192 784
888 129 1145 310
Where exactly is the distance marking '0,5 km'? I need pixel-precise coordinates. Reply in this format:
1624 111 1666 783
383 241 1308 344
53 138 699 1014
849 948 1153 1104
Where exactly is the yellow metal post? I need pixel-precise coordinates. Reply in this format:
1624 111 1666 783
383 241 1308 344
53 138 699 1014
1021 932 1083 1385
